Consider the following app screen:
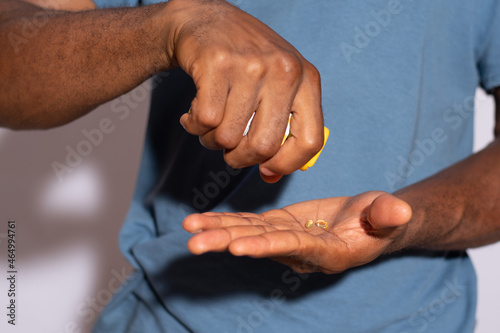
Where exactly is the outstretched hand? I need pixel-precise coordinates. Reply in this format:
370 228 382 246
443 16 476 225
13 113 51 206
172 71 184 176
168 0 324 183
183 191 412 274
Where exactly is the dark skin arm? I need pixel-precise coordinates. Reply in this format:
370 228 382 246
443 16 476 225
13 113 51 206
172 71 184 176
0 0 171 129
393 87 500 250
184 88 500 274
0 0 324 181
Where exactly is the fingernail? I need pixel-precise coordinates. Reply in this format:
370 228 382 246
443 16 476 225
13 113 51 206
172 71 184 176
260 167 278 177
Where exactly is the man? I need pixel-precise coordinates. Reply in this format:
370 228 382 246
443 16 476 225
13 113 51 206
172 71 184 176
97 1 500 332
2 0 500 332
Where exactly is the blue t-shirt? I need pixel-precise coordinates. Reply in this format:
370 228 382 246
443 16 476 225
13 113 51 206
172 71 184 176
93 1 500 332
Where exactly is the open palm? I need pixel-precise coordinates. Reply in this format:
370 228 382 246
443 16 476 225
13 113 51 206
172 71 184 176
183 191 412 274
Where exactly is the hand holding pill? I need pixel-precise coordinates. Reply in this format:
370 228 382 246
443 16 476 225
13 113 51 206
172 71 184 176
174 0 325 183
183 191 412 274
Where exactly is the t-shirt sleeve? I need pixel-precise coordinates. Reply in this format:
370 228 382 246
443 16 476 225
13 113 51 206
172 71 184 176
93 0 139 8
476 0 500 92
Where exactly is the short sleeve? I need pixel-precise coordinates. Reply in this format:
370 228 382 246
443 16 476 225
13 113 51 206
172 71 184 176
475 0 500 92
93 0 139 8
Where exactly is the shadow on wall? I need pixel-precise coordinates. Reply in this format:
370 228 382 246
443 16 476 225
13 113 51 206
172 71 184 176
0 82 152 332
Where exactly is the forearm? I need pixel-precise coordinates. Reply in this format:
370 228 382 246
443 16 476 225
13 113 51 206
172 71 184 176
0 0 175 129
394 89 500 251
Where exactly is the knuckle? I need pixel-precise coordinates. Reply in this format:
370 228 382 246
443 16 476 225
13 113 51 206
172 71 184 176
213 129 239 149
190 61 202 78
302 131 324 155
193 107 221 129
274 52 302 78
306 63 321 86
244 58 266 79
248 134 280 160
212 50 231 70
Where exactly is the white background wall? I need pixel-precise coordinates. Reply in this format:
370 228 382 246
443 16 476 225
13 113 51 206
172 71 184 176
468 89 500 332
0 85 498 332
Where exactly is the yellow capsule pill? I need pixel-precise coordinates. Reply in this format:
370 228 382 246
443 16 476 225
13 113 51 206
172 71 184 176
315 220 328 228
305 220 315 229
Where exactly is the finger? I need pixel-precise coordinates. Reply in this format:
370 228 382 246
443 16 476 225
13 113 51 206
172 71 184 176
367 194 413 230
259 63 324 177
228 229 321 258
223 95 291 169
183 212 264 233
199 80 260 150
187 225 277 254
223 52 302 169
259 156 283 183
180 73 228 136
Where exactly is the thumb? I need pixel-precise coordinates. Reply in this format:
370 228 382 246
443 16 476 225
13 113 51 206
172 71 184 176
366 193 412 231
